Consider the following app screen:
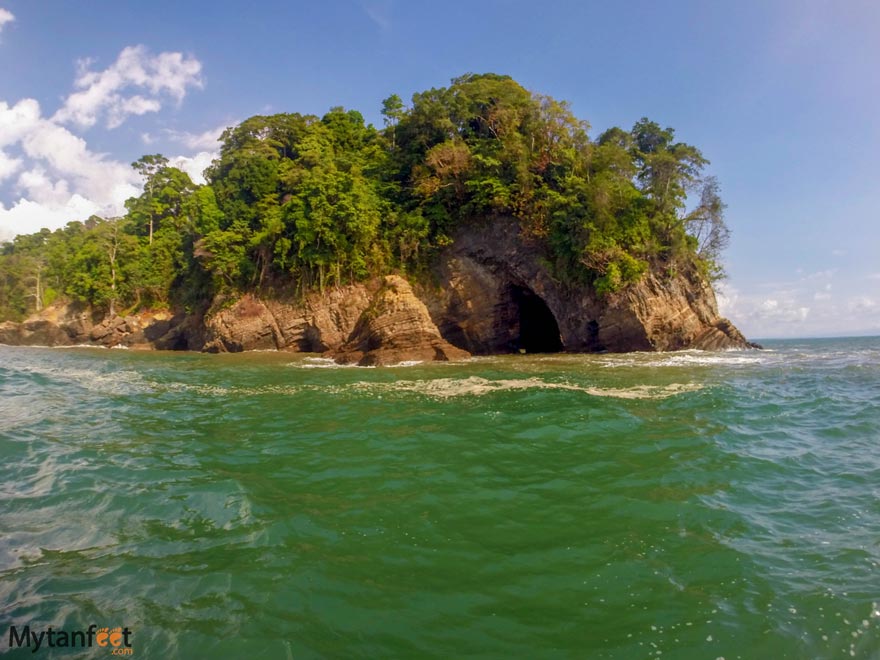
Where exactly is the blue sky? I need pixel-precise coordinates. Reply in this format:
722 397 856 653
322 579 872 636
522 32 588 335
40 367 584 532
0 0 878 338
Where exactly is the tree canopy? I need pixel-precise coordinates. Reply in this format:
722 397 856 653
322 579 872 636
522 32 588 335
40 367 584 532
0 74 730 321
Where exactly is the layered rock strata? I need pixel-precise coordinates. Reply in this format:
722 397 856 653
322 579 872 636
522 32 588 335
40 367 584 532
0 218 754 359
330 276 470 366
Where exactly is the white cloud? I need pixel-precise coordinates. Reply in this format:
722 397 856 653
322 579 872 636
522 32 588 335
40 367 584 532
720 265 880 338
719 285 810 335
714 282 736 317
157 123 229 184
0 149 22 182
19 114 138 203
0 196 100 243
0 8 13 34
52 45 203 129
0 97 139 238
0 45 209 241
801 268 836 282
163 123 229 151
0 99 41 146
758 298 810 321
16 168 72 205
169 151 215 185
847 296 877 313
108 95 162 129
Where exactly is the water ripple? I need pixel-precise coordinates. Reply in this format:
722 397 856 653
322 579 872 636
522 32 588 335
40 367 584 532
1 338 878 658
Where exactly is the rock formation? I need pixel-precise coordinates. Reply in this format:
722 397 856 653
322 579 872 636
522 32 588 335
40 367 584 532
0 218 754 359
0 304 180 350
330 275 470 366
200 283 372 353
0 319 74 347
423 217 752 354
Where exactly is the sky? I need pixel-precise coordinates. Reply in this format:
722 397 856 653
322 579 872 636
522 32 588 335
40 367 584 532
0 0 878 339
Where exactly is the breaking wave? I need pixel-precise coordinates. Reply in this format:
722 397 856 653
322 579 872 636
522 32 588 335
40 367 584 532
352 376 702 400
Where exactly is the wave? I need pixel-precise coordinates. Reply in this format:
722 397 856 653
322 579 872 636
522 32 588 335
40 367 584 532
143 375 702 401
157 381 301 397
290 356 429 369
4 361 152 395
597 342 880 370
353 376 702 400
642 354 765 367
290 357 363 369
0 349 703 401
598 350 768 368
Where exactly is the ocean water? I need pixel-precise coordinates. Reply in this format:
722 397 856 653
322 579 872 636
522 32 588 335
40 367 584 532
0 337 878 659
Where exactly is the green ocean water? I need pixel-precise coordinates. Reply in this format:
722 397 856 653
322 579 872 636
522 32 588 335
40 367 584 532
0 338 878 659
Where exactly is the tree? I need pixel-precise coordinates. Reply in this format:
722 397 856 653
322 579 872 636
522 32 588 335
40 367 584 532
66 217 138 314
685 176 730 279
631 119 706 211
0 74 733 322
381 94 405 149
196 229 247 289
381 94 405 128
23 254 46 312
127 163 195 240
131 154 170 244
629 118 708 248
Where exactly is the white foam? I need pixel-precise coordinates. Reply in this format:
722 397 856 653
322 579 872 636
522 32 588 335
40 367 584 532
600 351 766 368
354 376 702 400
158 381 300 397
292 357 360 369
645 354 764 367
9 363 151 395
0 342 103 350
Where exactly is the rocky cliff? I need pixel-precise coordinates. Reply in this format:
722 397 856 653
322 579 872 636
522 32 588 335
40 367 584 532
331 275 470 366
423 217 752 354
0 218 753 360
0 303 175 349
199 284 373 353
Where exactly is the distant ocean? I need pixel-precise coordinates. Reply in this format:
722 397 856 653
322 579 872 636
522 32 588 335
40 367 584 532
1 337 878 658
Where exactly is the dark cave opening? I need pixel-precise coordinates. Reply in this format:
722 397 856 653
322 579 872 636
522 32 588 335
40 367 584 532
511 285 563 353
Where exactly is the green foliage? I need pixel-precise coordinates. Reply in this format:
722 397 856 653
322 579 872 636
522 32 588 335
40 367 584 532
684 176 730 281
65 217 139 314
0 74 730 321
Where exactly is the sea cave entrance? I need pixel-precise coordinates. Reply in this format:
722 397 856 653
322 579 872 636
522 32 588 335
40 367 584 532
510 285 563 353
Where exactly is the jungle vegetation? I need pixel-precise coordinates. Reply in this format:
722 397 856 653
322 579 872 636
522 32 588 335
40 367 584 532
0 74 729 321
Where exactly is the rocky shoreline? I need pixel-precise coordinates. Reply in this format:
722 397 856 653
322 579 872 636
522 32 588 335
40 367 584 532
0 220 758 364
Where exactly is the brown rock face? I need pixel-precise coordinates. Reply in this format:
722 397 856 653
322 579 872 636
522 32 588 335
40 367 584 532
200 284 373 352
0 303 182 349
330 275 471 366
604 270 753 351
0 218 753 357
0 319 73 346
422 217 752 354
